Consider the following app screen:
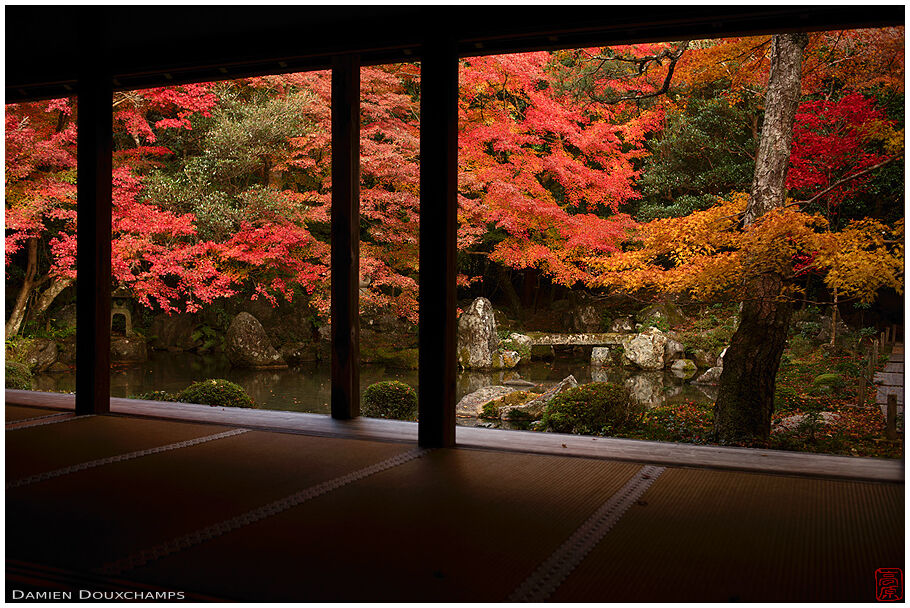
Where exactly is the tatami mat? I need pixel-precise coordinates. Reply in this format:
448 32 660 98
6 415 236 479
125 449 641 602
551 467 905 602
5 404 61 422
5 409 904 602
7 430 410 571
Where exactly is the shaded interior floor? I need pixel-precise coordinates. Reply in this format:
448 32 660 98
5 404 904 602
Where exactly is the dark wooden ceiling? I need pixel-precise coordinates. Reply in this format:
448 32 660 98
5 5 904 101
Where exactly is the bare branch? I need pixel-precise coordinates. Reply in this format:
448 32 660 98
784 156 899 210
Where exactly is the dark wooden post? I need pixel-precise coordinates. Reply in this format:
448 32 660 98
75 13 112 416
418 36 458 448
885 393 898 440
331 54 361 420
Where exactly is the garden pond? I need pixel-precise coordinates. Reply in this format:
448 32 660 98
30 351 715 428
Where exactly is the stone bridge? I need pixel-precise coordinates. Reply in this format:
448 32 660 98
526 332 626 347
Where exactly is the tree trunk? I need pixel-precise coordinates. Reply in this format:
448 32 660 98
714 33 808 443
6 238 39 337
714 274 793 443
33 276 75 319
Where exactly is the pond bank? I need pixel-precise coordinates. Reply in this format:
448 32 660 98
31 351 714 423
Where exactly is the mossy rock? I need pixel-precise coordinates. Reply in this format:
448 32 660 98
636 302 686 327
540 382 642 436
499 335 532 360
362 381 417 421
177 379 254 409
812 373 845 388
480 391 534 419
5 361 32 390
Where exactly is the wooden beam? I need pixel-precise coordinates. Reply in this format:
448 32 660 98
75 14 112 416
330 54 361 420
418 36 458 448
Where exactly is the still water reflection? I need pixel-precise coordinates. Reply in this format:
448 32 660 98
33 352 715 423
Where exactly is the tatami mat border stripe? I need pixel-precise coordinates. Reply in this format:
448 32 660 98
6 429 251 490
509 464 666 602
5 411 72 426
97 447 431 576
6 413 83 431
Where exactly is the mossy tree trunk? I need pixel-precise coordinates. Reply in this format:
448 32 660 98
714 33 808 443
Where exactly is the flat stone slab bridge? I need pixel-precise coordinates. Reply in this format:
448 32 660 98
527 332 626 347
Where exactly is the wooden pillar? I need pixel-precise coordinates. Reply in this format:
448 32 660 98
418 36 458 448
330 54 361 419
75 13 112 416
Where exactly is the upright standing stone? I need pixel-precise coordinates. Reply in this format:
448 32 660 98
226 312 287 368
457 297 498 369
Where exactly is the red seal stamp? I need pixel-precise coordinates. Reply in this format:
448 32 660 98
876 568 903 601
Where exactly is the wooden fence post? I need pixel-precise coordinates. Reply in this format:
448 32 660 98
886 393 898 440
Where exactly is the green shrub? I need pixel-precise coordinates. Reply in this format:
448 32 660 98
480 402 501 420
5 361 32 390
362 381 417 421
129 390 177 402
540 382 642 436
499 337 531 360
5 336 36 367
177 379 254 408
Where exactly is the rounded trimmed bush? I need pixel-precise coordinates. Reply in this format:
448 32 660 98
362 381 417 421
6 361 32 390
177 379 254 409
540 382 642 436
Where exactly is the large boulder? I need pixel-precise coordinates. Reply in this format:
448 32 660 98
590 347 612 367
716 347 728 367
816 309 850 342
636 302 686 327
501 375 578 420
149 313 199 351
572 303 602 333
111 336 148 362
621 327 668 370
22 338 58 373
457 297 499 369
491 350 521 370
693 366 723 385
610 317 635 333
691 348 717 369
670 359 698 379
225 312 287 368
664 337 686 363
456 385 523 417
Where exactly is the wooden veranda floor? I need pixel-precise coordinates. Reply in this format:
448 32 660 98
5 401 905 602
